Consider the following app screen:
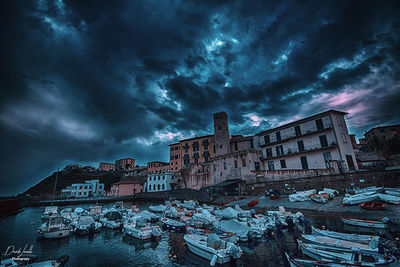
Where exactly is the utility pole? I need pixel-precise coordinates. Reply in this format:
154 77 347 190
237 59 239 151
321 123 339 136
52 169 59 205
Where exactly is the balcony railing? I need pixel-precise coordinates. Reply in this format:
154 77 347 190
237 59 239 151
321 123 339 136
260 123 334 147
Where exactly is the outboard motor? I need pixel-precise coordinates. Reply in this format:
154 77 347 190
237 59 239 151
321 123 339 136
285 217 294 233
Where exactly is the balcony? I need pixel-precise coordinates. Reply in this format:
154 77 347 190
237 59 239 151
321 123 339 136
261 142 337 161
260 123 334 148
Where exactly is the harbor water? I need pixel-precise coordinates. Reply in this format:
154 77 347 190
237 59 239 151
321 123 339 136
0 202 392 267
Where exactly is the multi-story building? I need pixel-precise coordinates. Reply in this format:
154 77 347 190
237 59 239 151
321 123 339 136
122 166 147 178
254 110 358 181
146 161 175 192
364 124 400 142
110 179 145 196
62 180 105 198
115 158 135 171
98 162 115 171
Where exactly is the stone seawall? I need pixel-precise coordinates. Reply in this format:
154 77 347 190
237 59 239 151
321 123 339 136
244 169 400 195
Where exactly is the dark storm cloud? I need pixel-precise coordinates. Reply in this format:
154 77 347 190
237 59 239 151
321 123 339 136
1 0 400 195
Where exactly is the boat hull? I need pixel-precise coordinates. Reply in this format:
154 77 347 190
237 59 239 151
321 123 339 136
342 217 387 229
184 236 231 264
40 229 72 239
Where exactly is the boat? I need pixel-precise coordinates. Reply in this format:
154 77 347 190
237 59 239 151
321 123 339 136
359 202 385 210
302 234 378 252
72 216 102 235
161 218 186 233
1 255 69 267
341 217 387 229
212 219 249 242
299 241 395 266
184 234 242 266
214 207 239 219
40 206 58 221
100 211 123 229
124 218 162 240
284 252 376 267
378 193 400 205
89 206 102 220
383 188 400 197
137 210 159 222
148 205 166 213
343 192 379 206
310 193 328 204
289 190 316 202
311 226 379 244
38 216 73 239
247 200 258 207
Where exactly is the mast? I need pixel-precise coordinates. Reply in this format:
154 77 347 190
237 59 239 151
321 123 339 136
52 169 58 205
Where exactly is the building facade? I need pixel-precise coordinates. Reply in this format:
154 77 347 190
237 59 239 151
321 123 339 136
146 161 175 192
61 180 105 198
98 162 115 171
115 158 136 171
254 110 358 181
110 179 144 196
364 125 400 142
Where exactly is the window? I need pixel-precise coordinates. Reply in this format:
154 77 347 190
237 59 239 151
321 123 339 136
276 131 281 141
323 152 332 168
297 140 305 152
170 156 174 160
162 184 165 190
234 160 238 168
264 135 270 144
341 133 347 143
276 145 284 156
205 157 209 163
194 158 198 164
280 159 287 168
158 176 160 180
204 145 208 151
157 184 160 190
213 164 216 171
213 145 216 153
175 146 179 150
223 162 227 170
267 161 274 171
255 161 261 171
175 155 178 159
163 176 165 180
170 147 174 151
301 156 308 169
153 184 156 190
149 177 152 181
266 148 272 158
316 119 324 130
295 125 301 136
242 158 246 167
337 117 343 126
250 140 254 149
319 135 328 148
234 142 238 151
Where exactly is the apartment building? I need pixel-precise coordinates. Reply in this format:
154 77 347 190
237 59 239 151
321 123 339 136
110 179 145 196
61 180 105 198
364 124 400 142
98 162 115 171
254 110 357 179
115 158 135 171
147 161 175 192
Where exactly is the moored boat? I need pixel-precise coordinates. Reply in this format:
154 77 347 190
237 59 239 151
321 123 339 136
311 226 378 244
38 216 73 239
310 193 328 204
302 234 378 252
72 216 102 235
341 217 387 229
161 217 186 233
184 234 242 266
359 202 385 210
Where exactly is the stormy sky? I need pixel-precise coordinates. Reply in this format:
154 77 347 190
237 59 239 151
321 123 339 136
1 0 400 195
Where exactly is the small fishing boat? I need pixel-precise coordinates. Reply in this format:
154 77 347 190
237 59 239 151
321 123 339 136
310 193 328 204
284 252 376 267
38 216 73 239
100 211 123 229
302 234 378 252
148 205 166 213
72 216 102 235
359 202 385 210
247 200 258 207
161 217 186 233
124 218 162 240
184 234 242 266
341 217 387 229
343 192 379 206
212 219 249 242
311 226 378 244
378 193 400 205
40 206 58 221
299 241 395 265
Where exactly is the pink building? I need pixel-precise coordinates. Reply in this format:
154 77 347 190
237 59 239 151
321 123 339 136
110 179 145 196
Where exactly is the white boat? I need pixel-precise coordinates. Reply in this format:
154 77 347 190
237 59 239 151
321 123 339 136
383 188 400 197
40 206 58 221
38 216 73 239
100 211 123 229
89 206 102 220
181 200 196 209
214 207 239 219
289 190 316 202
124 223 162 240
311 226 378 244
184 234 242 266
353 187 383 194
72 216 102 235
212 219 249 242
137 210 159 222
341 217 387 229
302 234 378 252
299 241 395 265
378 193 400 204
284 252 375 267
161 217 186 232
148 205 166 213
342 192 379 205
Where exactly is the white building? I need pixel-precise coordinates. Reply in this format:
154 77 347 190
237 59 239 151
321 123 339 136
147 172 175 192
254 110 358 181
61 180 105 198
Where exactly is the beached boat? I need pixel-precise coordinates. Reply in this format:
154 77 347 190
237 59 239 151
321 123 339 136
302 234 378 252
311 226 378 244
342 192 379 206
38 216 73 239
184 234 242 266
161 217 186 233
310 193 328 204
383 188 400 197
299 242 395 266
378 193 400 205
359 202 385 210
341 217 387 229
72 216 102 235
284 252 376 267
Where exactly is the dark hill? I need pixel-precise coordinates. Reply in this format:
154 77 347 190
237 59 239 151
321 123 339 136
22 170 124 197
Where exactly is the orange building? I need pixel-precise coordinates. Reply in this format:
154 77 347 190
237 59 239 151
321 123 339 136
169 135 215 172
147 161 170 174
115 158 135 171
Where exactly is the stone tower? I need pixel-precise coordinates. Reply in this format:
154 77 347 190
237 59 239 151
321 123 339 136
213 112 230 156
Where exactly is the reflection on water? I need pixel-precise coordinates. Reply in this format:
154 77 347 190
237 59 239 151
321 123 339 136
0 205 393 267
